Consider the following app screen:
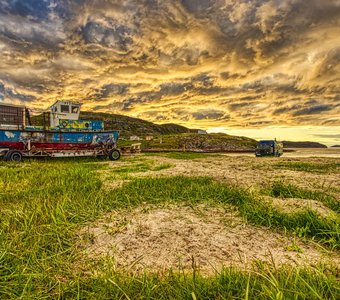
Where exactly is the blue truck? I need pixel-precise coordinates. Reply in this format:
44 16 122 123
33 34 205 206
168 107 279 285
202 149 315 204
255 140 283 157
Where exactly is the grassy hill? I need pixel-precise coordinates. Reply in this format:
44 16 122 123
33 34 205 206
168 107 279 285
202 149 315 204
136 133 256 151
283 141 327 148
80 112 193 136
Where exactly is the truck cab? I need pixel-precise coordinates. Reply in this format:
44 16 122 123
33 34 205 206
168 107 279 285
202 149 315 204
255 140 283 157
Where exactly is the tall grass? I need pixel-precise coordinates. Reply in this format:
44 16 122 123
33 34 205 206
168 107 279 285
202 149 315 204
0 160 339 299
60 266 338 299
0 161 106 298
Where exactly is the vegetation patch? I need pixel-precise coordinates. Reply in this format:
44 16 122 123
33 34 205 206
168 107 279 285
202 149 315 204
141 133 256 151
274 162 340 173
111 160 173 173
62 266 339 299
268 197 335 218
267 181 340 213
284 240 304 253
144 152 221 160
152 162 173 171
112 162 154 173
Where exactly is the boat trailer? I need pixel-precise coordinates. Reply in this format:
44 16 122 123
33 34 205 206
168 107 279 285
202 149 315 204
0 146 120 162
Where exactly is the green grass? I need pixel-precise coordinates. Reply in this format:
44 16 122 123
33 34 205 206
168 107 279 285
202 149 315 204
152 162 173 171
274 162 340 173
141 133 256 151
267 181 340 213
144 151 220 160
60 266 338 300
112 162 154 173
0 160 339 299
112 160 173 173
284 240 304 253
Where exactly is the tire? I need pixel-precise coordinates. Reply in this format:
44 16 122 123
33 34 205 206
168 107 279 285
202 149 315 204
5 150 23 162
108 149 120 161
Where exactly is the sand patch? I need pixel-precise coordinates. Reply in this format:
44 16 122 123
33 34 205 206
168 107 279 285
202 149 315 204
78 204 332 275
265 197 336 218
104 155 340 194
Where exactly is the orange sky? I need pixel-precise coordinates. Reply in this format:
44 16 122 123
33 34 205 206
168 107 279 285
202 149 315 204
0 0 339 145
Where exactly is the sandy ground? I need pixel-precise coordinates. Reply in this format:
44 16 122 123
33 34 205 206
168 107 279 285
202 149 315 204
224 148 340 158
79 204 336 275
267 197 336 217
102 154 340 196
80 154 339 274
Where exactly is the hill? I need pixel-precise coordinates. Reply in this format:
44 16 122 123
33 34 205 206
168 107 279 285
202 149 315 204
31 111 257 151
80 112 257 150
79 112 194 137
283 141 327 148
137 133 257 151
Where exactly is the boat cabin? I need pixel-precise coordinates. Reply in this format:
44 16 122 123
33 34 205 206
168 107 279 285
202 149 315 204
0 101 104 131
49 101 81 128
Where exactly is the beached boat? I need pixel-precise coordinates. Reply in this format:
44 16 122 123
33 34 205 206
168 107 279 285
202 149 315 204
0 101 120 161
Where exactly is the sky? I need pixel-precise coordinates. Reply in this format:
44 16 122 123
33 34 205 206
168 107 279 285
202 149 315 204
0 0 339 145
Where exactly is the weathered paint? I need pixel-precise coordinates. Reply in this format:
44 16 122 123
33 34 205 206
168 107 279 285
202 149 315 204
58 119 104 131
0 129 119 150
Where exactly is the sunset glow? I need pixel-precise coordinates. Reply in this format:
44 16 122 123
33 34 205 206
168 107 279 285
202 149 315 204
0 0 339 144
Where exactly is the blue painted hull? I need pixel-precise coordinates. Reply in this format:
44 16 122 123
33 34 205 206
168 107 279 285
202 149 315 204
0 129 119 150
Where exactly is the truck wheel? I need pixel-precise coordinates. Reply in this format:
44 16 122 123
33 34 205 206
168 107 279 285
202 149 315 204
108 149 120 161
5 150 23 162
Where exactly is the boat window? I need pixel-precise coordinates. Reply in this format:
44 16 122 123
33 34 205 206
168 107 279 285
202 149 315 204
60 105 69 113
71 106 79 113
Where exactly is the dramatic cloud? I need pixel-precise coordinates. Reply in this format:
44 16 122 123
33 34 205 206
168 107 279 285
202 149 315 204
0 0 339 142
